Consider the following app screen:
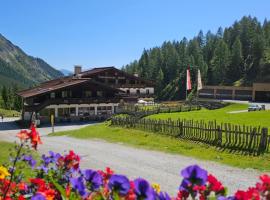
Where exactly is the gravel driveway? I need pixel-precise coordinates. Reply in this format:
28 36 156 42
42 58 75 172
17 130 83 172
0 118 264 196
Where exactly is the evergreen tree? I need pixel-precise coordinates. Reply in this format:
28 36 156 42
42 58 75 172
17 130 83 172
227 37 243 83
1 85 8 109
210 39 230 84
122 16 270 99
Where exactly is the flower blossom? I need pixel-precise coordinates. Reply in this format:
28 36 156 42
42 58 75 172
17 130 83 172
0 165 10 179
108 174 130 196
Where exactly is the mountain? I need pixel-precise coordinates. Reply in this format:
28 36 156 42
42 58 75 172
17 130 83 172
123 16 270 100
60 69 73 76
0 34 63 88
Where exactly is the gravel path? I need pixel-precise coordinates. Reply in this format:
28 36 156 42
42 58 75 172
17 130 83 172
0 118 264 195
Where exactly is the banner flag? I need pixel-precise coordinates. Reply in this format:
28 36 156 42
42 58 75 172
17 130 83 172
197 69 203 91
186 68 192 91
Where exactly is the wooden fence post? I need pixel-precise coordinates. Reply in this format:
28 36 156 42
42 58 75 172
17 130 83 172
258 128 268 155
217 125 222 146
248 128 256 154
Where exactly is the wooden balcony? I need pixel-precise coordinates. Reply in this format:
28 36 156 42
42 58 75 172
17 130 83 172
24 97 121 112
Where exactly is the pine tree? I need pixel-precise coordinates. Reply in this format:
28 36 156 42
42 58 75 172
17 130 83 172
227 37 243 83
1 86 8 109
210 39 230 84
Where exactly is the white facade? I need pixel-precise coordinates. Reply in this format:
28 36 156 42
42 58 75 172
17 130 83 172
119 87 154 95
45 103 119 117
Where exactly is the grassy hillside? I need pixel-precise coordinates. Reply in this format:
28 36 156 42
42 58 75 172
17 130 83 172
147 103 270 128
0 108 20 117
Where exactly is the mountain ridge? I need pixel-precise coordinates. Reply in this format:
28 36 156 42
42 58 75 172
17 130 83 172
0 33 63 88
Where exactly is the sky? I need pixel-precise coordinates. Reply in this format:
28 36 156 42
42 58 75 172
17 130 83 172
0 0 270 71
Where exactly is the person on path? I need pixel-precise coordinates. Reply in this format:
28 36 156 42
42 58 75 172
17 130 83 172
1 115 3 122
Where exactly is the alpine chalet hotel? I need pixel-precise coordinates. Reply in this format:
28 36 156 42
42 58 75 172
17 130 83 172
17 66 154 124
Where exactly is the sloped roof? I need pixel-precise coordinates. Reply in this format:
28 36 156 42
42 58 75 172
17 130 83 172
17 66 153 98
17 77 89 98
81 66 154 85
17 77 123 98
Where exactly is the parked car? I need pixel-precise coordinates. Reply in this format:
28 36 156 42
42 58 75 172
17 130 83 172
248 104 262 112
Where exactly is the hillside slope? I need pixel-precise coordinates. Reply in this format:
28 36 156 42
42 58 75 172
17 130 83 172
0 34 63 88
123 16 270 100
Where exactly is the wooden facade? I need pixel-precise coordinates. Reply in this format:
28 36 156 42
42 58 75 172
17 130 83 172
17 66 155 124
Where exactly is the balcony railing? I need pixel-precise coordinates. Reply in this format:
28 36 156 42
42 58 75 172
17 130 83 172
24 97 121 112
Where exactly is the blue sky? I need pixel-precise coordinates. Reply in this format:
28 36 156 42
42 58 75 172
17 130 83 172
0 0 269 71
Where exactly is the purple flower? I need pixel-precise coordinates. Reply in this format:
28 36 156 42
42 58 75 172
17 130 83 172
70 177 87 197
181 165 208 186
37 165 49 173
179 179 191 191
134 178 155 200
23 155 36 168
31 193 46 200
108 174 130 196
83 169 103 191
158 192 171 200
49 151 61 162
218 196 236 200
41 154 51 166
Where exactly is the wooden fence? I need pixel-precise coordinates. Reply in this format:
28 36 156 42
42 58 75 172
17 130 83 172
116 105 201 119
111 117 270 155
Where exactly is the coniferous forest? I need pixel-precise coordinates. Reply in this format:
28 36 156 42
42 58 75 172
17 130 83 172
123 16 270 100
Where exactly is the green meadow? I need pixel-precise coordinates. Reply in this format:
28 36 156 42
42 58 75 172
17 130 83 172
52 122 270 171
146 103 270 128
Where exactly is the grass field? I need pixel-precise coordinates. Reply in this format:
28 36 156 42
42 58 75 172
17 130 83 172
147 103 270 128
0 108 20 117
0 141 38 179
52 122 270 171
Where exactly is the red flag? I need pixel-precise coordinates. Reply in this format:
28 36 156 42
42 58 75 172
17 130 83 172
186 68 192 91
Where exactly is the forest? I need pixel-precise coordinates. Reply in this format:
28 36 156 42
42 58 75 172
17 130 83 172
123 16 270 100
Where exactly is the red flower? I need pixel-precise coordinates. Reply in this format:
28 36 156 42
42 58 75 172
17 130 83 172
125 181 136 200
193 185 206 192
18 182 27 191
30 178 46 187
16 130 30 141
260 174 270 191
16 124 42 150
176 190 189 200
207 174 224 193
65 184 71 198
98 167 114 183
18 195 26 200
235 188 260 200
63 150 80 170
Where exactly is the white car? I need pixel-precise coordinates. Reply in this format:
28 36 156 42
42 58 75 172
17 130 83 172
248 104 262 112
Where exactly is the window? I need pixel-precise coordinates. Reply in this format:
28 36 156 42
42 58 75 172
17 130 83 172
97 91 103 97
50 92 55 99
85 91 92 97
62 91 68 98
70 107 76 116
136 89 140 95
126 90 130 94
